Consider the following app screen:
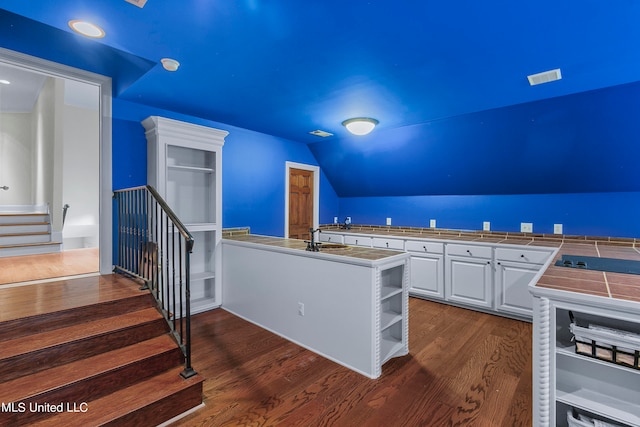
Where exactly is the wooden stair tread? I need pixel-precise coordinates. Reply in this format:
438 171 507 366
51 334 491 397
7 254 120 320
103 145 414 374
0 231 50 237
0 213 47 216
32 367 204 427
0 222 49 226
0 334 180 403
0 241 59 249
0 307 164 360
0 275 144 323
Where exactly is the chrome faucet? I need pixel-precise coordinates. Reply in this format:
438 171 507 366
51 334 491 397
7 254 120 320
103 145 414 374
305 227 322 251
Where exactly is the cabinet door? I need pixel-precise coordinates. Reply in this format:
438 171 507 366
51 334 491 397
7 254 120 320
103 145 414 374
343 235 372 247
409 254 444 300
318 233 344 244
495 261 537 317
445 256 493 309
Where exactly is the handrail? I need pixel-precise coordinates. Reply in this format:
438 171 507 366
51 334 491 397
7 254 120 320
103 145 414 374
112 185 196 379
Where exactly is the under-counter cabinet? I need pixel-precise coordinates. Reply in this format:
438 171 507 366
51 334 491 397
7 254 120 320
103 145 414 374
144 116 227 314
405 240 445 300
531 287 640 427
495 247 552 318
445 243 493 310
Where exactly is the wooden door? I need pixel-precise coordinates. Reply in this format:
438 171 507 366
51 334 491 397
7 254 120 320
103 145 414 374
288 168 314 239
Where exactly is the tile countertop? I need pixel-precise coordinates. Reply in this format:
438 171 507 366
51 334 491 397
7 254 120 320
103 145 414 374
222 233 406 261
319 224 640 303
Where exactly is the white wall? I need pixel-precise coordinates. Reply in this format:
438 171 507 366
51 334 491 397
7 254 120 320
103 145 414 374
0 112 33 205
62 101 99 249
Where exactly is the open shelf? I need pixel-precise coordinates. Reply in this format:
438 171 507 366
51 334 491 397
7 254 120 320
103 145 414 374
380 320 404 364
554 307 640 426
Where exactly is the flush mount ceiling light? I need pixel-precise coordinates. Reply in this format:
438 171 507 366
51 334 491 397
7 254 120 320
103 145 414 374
342 117 379 136
0 80 10 85
68 20 105 38
161 58 180 72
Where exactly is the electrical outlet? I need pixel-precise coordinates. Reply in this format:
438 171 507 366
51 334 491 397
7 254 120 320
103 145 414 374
554 224 563 234
483 221 491 231
386 217 392 226
298 302 304 316
429 219 436 228
521 222 533 233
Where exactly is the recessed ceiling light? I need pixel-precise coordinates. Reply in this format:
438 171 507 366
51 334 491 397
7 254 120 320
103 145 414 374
68 20 105 38
161 58 180 72
0 80 10 85
342 118 379 136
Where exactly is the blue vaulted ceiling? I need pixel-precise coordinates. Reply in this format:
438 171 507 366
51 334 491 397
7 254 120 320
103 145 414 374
2 1 640 196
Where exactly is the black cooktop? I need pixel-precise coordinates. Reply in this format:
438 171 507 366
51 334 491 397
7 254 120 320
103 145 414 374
555 254 640 275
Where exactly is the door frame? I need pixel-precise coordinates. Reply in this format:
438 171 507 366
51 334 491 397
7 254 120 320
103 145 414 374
284 161 319 239
0 47 113 275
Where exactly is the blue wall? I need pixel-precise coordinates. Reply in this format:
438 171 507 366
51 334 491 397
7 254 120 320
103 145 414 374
339 192 640 238
112 99 339 236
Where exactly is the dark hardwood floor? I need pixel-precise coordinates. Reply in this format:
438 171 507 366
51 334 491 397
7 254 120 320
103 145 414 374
172 298 532 427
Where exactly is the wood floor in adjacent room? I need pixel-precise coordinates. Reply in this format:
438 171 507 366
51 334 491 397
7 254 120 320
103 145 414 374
0 248 99 286
172 298 532 427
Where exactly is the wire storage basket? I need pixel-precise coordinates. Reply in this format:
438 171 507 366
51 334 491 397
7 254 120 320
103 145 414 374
569 311 640 370
567 408 628 427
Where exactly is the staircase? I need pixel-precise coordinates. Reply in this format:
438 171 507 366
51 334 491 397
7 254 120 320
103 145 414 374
0 212 61 258
0 274 204 426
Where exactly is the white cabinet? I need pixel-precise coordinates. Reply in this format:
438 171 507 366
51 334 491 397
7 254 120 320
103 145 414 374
144 116 227 313
445 244 493 309
343 235 372 247
324 230 555 320
406 241 445 300
495 247 551 317
318 232 344 244
531 290 640 427
495 261 538 317
372 237 405 250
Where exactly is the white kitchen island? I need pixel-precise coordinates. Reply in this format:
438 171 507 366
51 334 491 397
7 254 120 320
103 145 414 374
221 234 410 379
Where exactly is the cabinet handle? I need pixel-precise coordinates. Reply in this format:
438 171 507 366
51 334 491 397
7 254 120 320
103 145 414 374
423 245 427 252
466 249 471 254
356 239 358 245
497 262 501 265
386 242 389 248
487 261 490 264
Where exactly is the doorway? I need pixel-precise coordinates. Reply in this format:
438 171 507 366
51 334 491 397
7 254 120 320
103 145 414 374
0 47 112 281
285 162 319 239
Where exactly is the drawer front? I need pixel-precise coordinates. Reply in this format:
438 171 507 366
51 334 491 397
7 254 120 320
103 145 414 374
405 240 444 254
446 243 492 259
372 237 405 250
495 247 551 264
318 233 344 244
343 235 373 247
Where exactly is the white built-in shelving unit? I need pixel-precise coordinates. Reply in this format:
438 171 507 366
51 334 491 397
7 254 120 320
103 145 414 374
531 288 640 427
143 116 227 314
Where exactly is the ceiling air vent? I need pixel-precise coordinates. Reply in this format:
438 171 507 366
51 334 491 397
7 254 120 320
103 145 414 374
309 129 334 137
125 0 148 8
527 68 562 86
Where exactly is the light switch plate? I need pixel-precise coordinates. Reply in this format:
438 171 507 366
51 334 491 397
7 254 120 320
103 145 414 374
483 221 491 231
386 217 392 226
554 224 563 234
521 222 533 233
333 216 338 224
429 219 436 228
